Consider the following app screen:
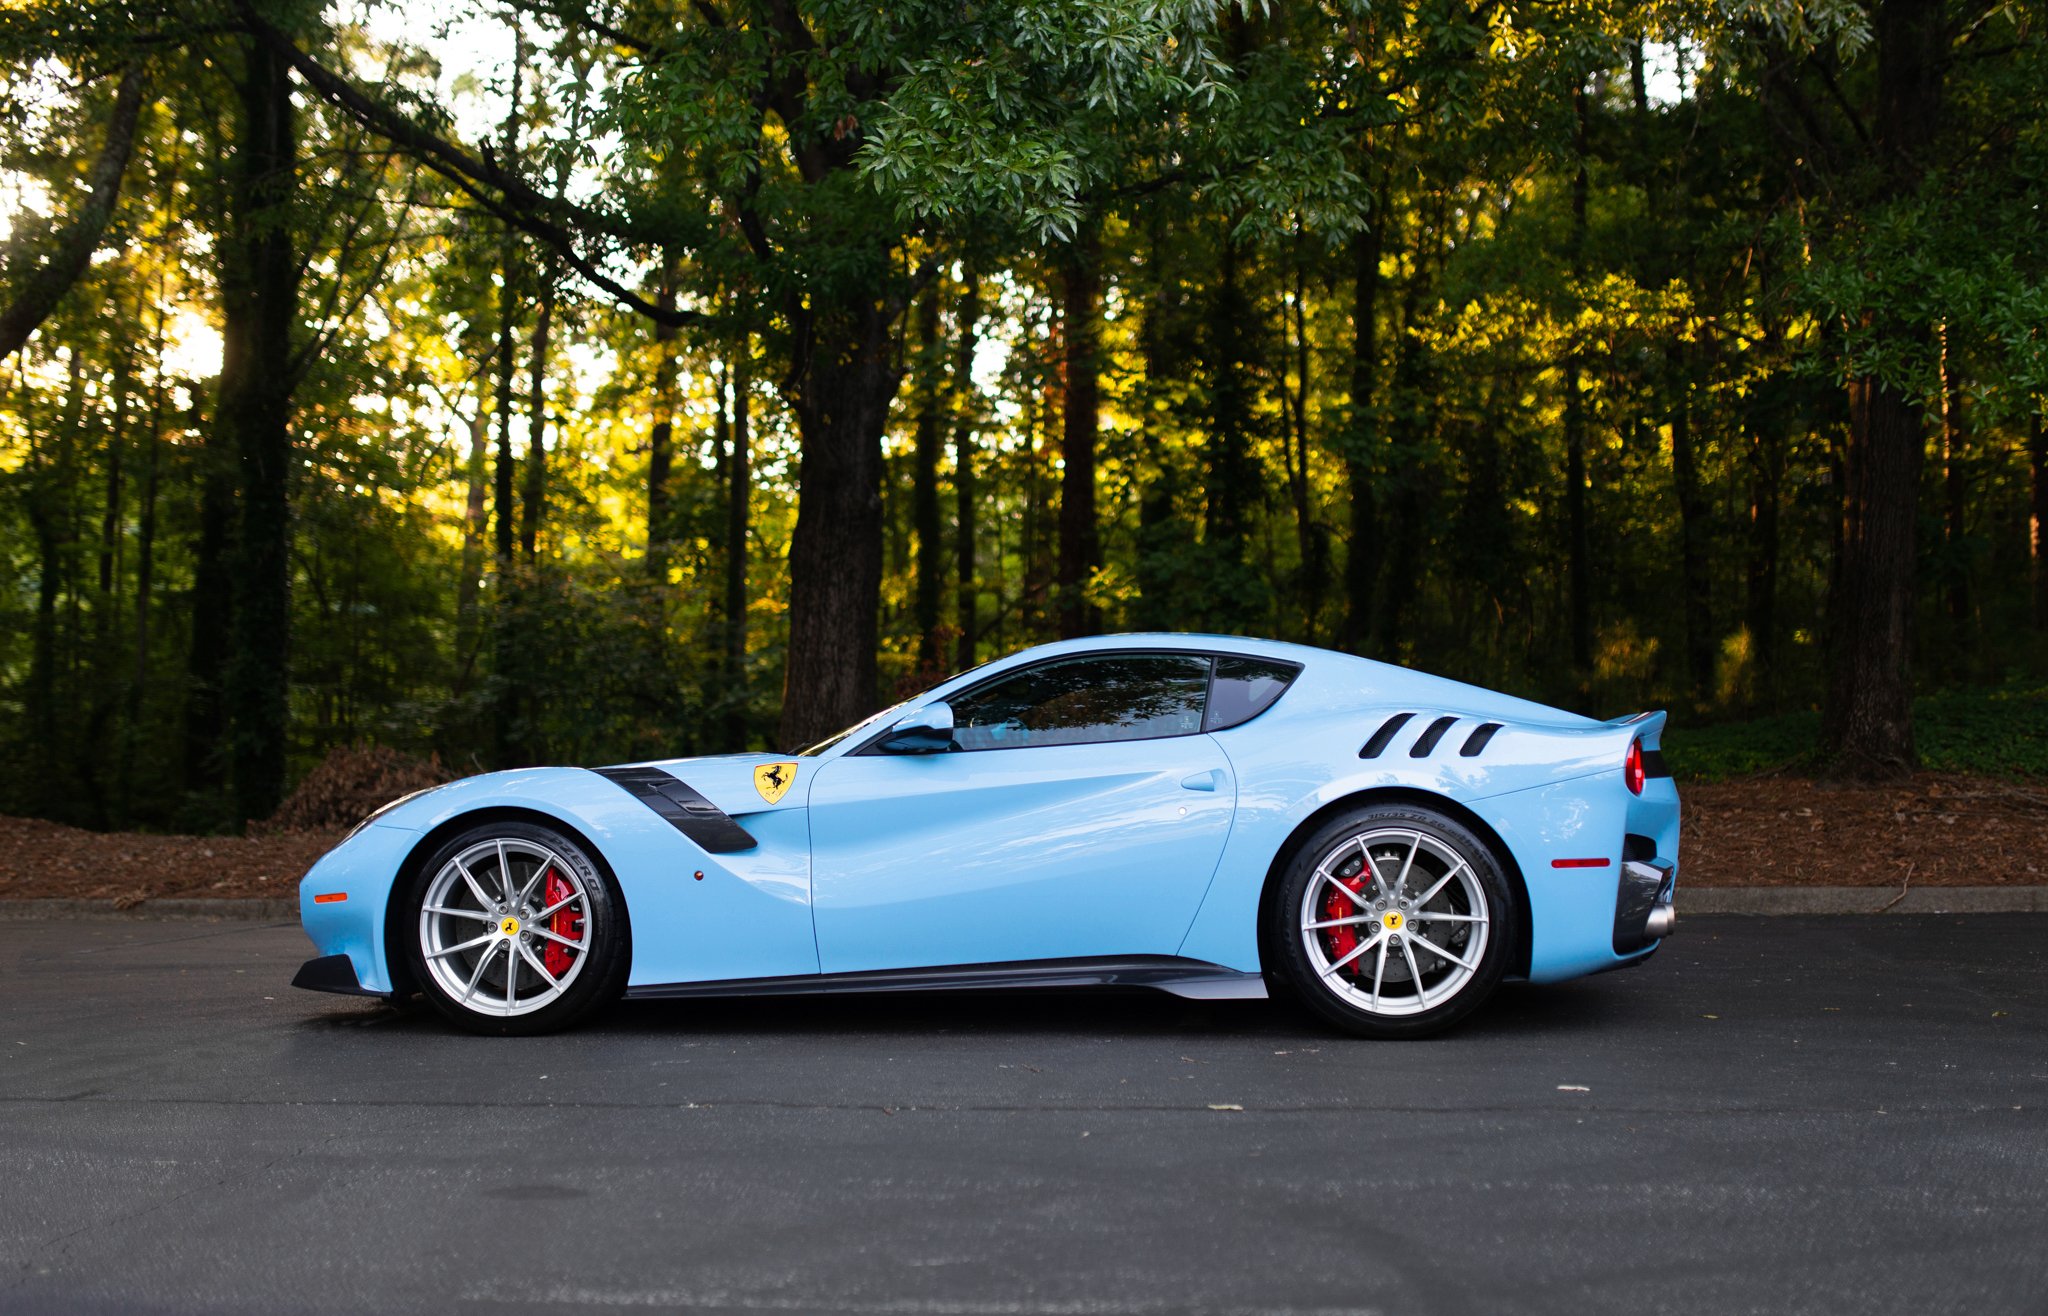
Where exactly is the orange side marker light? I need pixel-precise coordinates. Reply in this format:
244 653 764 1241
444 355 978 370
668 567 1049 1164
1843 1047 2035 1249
313 892 348 904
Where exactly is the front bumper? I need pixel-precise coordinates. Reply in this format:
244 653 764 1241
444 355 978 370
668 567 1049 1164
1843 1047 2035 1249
291 953 384 997
1614 858 1676 954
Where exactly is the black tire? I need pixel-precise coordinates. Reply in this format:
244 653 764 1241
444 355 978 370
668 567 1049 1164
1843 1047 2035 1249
401 819 630 1036
1270 803 1515 1039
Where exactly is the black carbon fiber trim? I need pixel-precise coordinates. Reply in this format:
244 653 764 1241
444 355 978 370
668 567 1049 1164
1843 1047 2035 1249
1459 722 1503 757
593 766 758 853
623 956 1266 1002
1409 715 1458 757
1359 712 1414 759
1641 748 1670 778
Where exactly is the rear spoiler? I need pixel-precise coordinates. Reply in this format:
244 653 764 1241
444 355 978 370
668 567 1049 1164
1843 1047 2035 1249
1607 710 1671 780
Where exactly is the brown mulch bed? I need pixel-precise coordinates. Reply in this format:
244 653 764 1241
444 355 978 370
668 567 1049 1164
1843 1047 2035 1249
0 816 345 904
1680 773 2048 887
0 772 2041 906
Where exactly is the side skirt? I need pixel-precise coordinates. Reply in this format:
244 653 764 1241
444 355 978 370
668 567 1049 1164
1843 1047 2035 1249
623 955 1269 1003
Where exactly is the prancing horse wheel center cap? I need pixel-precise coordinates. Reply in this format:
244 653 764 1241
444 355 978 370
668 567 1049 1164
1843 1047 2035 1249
1381 911 1405 933
499 916 521 937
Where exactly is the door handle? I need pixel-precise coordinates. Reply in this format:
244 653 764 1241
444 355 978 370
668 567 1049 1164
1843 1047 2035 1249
1179 769 1222 792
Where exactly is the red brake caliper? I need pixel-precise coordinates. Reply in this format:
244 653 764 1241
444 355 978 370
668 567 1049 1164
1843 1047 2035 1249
1322 869 1369 973
542 869 583 977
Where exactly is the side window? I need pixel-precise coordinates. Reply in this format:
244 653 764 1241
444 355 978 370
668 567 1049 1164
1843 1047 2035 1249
1205 655 1300 732
950 654 1212 751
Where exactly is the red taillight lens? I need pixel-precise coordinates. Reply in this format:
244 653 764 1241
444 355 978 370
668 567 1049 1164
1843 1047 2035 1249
1624 739 1646 795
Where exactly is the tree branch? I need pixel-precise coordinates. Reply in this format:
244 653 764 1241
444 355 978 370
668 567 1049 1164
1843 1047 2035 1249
0 65 150 359
236 1 702 327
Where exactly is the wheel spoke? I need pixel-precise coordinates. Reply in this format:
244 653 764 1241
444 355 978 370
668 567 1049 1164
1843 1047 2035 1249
496 840 516 902
1356 838 1393 899
533 890 583 922
1303 913 1377 931
1410 932 1477 972
1400 937 1430 1008
425 905 495 923
1370 938 1388 1008
1411 911 1485 924
517 941 561 991
427 932 495 961
461 939 502 1004
1394 832 1421 898
530 925 584 952
504 938 519 1010
1320 928 1387 980
1411 861 1468 909
455 858 495 911
514 861 549 909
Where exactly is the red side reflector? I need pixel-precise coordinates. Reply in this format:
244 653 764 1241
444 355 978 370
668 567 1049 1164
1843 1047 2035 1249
1551 858 1611 869
313 892 348 904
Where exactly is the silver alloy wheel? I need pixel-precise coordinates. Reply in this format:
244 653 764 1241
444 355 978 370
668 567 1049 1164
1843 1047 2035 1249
418 837 591 1018
1298 826 1491 1018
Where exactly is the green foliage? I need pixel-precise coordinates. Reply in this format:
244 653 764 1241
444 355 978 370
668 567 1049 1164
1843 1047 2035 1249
1669 685 2048 780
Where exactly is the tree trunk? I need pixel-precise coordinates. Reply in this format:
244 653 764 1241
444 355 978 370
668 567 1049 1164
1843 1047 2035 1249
1283 230 1322 640
519 263 555 560
455 357 492 663
1204 231 1260 629
219 36 302 828
119 327 164 825
97 347 130 598
1135 221 1186 632
1563 80 1593 673
1669 361 1713 697
952 270 981 671
911 287 946 665
1819 0 1944 779
723 329 752 750
1340 220 1382 654
2032 411 2047 630
647 254 679 569
1939 331 1967 627
0 66 149 359
1057 225 1102 639
776 297 899 749
1745 409 1784 700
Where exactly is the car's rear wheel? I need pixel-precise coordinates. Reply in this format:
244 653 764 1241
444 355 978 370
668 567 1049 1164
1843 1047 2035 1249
1272 804 1513 1039
403 820 629 1035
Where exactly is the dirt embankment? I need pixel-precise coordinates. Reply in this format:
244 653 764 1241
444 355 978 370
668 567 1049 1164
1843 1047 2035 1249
0 772 2041 905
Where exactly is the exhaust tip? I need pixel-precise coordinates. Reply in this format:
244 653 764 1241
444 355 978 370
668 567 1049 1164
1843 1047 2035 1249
1644 903 1676 939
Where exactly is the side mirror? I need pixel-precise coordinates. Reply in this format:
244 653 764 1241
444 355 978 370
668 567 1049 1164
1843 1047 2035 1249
876 701 955 754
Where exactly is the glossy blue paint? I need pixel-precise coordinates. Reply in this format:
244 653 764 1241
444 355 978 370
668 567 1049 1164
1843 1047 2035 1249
806 735 1235 973
296 761 818 992
295 631 1680 1004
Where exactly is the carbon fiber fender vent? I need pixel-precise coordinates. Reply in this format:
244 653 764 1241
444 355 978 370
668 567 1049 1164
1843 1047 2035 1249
593 766 758 854
1359 712 1415 759
1459 722 1504 757
1409 716 1459 757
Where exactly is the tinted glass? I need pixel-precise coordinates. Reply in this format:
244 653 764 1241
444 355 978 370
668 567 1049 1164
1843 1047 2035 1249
1204 656 1300 731
950 654 1211 751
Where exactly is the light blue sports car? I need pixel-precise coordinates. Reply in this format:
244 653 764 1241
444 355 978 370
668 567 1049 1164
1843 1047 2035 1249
293 634 1680 1037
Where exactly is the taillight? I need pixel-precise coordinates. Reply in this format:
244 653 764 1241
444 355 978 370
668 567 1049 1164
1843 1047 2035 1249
1624 738 1646 795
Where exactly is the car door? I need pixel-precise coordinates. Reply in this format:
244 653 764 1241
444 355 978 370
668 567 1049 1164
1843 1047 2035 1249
805 652 1238 974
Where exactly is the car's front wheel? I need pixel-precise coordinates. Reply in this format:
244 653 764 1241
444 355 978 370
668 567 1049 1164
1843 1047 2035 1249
403 820 630 1035
1272 804 1514 1039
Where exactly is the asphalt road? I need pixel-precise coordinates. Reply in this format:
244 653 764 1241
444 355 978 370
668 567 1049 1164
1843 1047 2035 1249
0 915 2042 1316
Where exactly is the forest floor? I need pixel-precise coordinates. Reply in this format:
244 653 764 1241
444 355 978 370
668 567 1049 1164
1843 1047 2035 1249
1 772 2044 903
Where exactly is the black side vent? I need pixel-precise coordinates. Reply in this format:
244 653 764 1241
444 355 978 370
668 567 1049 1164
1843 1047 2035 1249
1459 722 1503 757
1410 715 1459 757
1641 748 1671 779
1359 713 1414 759
592 766 758 854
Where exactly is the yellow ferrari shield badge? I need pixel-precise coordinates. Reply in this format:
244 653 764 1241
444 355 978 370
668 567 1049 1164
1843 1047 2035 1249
753 761 798 805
